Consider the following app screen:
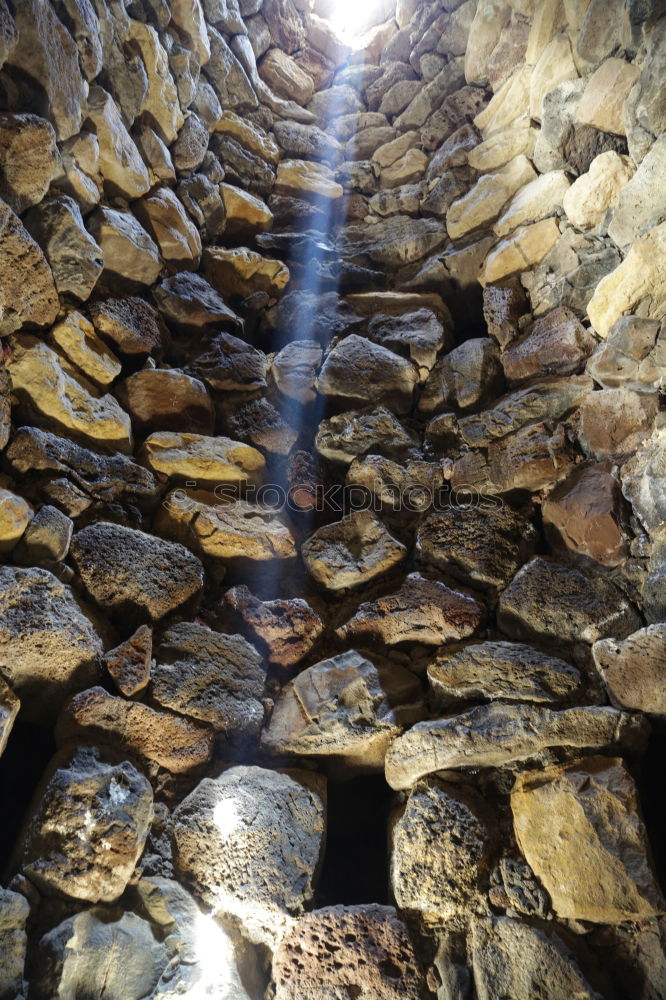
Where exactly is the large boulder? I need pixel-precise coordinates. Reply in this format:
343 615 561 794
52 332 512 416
511 756 665 923
70 522 204 624
172 765 325 946
17 744 153 903
0 566 103 723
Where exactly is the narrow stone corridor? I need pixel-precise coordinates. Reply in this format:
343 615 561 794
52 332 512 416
0 0 665 998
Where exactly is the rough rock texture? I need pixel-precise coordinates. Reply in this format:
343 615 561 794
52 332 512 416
17 745 153 903
272 905 426 1000
153 622 267 753
302 511 407 593
172 765 325 945
70 522 203 623
512 756 665 924
391 778 491 921
429 642 583 708
470 917 603 1000
593 625 666 716
0 566 103 722
385 703 644 790
262 649 421 772
1 0 665 992
498 557 641 644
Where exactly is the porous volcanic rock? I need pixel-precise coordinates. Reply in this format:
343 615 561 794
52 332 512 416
70 522 204 623
17 744 153 903
271 905 427 1000
153 622 267 753
172 765 325 946
0 566 103 723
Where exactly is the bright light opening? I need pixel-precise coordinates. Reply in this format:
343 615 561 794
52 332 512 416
322 0 396 46
213 796 242 838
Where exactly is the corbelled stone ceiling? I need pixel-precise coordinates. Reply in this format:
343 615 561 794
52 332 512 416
0 0 665 997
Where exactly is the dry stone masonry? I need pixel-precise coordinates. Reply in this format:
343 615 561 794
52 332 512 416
0 0 664 998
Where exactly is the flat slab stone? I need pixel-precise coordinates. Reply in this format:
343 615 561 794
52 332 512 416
385 703 645 789
511 756 665 924
498 557 641 644
157 491 297 563
336 573 484 646
55 686 214 775
428 641 583 708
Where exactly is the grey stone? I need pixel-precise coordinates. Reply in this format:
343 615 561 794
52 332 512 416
586 316 666 392
24 195 102 301
13 504 72 566
385 703 645 789
172 765 325 946
302 510 407 593
341 215 449 269
418 339 503 415
316 405 421 466
0 888 28 1000
0 565 103 723
70 522 203 624
153 623 266 754
317 334 419 415
498 557 641 644
4 425 158 517
471 917 603 1000
18 745 153 902
33 909 168 1000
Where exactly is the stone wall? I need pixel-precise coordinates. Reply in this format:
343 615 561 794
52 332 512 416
0 0 665 997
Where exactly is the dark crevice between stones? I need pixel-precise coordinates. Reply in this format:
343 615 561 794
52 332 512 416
316 775 393 907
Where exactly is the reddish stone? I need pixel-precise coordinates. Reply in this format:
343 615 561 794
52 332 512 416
223 585 324 668
502 306 596 382
55 686 213 774
104 625 152 697
543 464 629 567
272 905 426 1000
